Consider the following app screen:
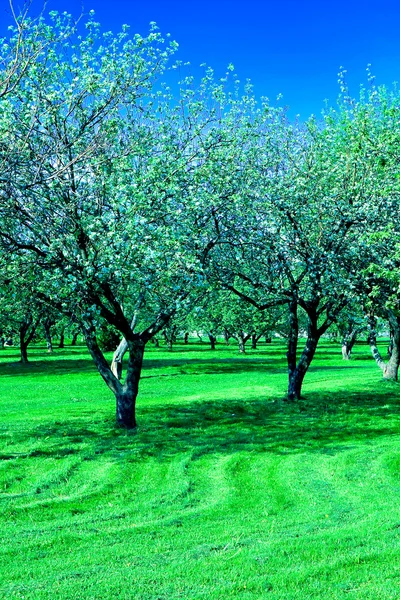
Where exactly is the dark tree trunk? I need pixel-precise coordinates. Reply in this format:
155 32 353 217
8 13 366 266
251 332 263 350
58 327 65 349
388 326 394 358
116 341 145 428
340 319 362 359
19 314 39 364
236 331 251 354
341 333 357 360
208 332 217 350
286 300 329 401
83 325 145 429
71 330 79 346
43 318 54 353
20 341 28 364
163 326 177 351
286 300 299 400
265 335 272 343
184 332 189 344
223 328 231 345
251 333 257 350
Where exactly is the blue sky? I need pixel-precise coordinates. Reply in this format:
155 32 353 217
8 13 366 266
2 0 400 118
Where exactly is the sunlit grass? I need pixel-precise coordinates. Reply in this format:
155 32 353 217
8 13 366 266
1 338 400 599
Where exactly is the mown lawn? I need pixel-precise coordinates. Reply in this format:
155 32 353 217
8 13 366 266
1 339 400 599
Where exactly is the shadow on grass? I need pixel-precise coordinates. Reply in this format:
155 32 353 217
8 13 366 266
4 386 400 465
0 353 363 380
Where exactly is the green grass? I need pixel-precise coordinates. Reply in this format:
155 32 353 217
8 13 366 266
1 339 400 599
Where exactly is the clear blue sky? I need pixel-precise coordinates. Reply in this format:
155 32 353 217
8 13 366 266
2 0 400 118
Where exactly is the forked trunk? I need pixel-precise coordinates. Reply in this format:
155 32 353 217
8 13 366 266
286 300 327 401
71 330 79 346
341 330 357 360
111 337 128 380
341 344 352 360
19 314 39 364
236 331 251 354
116 341 145 428
84 326 145 429
368 312 400 381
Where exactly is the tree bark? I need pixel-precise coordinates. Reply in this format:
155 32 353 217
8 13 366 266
43 318 54 353
286 299 299 400
208 332 217 350
116 341 145 428
251 333 257 350
71 330 79 346
341 334 356 360
286 300 329 401
236 331 251 353
19 314 39 364
251 332 263 350
111 337 128 380
58 326 65 349
184 332 189 344
20 341 29 363
368 312 400 381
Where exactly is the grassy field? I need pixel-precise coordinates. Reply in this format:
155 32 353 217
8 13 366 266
1 338 400 599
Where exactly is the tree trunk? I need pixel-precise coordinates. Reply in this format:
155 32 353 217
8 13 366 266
83 324 144 429
223 328 231 345
19 314 39 364
383 312 400 381
251 333 257 350
288 368 306 401
111 337 128 380
71 330 79 346
58 327 65 349
116 341 145 428
208 332 216 350
286 300 299 400
20 341 28 363
184 332 189 344
286 300 325 401
163 326 176 351
367 312 400 381
43 318 54 353
341 328 357 359
388 326 394 358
